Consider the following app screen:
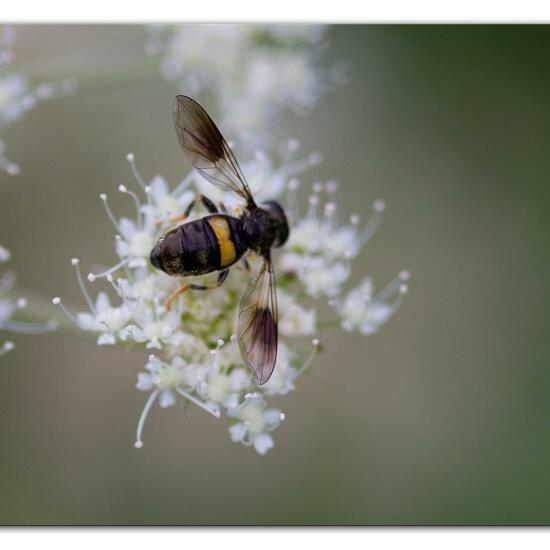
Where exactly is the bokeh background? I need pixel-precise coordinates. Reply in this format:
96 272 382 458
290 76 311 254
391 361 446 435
0 25 549 525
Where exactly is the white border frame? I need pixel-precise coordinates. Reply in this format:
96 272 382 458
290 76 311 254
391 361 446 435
2 1 550 23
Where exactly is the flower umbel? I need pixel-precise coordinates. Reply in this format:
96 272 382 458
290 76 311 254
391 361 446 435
0 245 57 355
55 145 409 454
0 25 77 175
145 24 347 150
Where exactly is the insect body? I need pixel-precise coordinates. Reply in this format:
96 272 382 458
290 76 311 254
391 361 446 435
149 95 290 385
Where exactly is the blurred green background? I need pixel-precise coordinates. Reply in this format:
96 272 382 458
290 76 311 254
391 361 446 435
0 25 549 525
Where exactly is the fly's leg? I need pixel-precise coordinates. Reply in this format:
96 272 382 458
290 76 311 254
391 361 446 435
156 194 218 229
165 269 230 310
188 269 230 292
194 194 219 215
165 284 191 311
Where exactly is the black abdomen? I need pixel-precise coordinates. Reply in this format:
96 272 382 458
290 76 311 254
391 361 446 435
179 215 246 276
176 218 219 275
150 215 247 277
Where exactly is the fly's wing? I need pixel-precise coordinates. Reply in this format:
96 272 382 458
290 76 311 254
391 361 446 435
237 253 278 385
173 95 255 206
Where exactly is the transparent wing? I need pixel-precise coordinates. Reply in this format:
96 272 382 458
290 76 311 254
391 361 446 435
173 95 255 206
237 253 278 385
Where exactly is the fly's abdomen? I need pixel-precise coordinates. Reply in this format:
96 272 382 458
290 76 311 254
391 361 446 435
178 215 246 275
177 218 220 276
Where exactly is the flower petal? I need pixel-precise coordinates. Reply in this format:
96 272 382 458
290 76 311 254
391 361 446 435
159 390 176 408
136 373 154 391
97 333 116 345
253 433 274 455
229 422 247 443
95 292 111 313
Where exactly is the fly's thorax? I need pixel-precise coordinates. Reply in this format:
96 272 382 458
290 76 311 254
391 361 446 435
149 227 184 276
239 202 289 252
261 201 290 247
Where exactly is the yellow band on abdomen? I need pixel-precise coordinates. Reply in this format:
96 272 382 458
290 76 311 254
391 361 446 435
207 216 237 267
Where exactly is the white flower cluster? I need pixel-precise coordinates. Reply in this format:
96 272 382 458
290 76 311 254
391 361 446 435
280 180 410 327
145 24 347 149
54 142 408 454
0 25 77 175
0 245 57 356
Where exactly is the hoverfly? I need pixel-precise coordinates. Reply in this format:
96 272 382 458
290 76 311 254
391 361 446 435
149 96 289 385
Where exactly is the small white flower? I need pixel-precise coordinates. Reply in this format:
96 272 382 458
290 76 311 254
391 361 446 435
141 174 194 221
323 225 361 259
229 398 284 454
130 307 181 350
76 291 133 345
335 273 410 335
278 290 316 336
116 217 156 268
134 354 221 448
301 257 350 298
286 218 325 255
206 367 249 407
